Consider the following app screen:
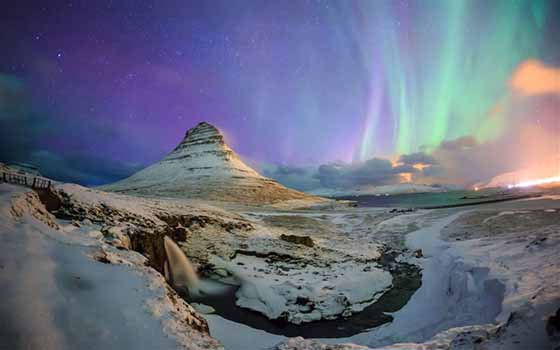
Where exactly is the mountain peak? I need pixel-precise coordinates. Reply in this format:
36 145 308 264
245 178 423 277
185 121 220 138
172 121 225 155
102 121 322 204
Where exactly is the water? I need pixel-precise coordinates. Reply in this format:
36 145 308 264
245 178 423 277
333 188 527 209
187 254 422 338
163 236 200 294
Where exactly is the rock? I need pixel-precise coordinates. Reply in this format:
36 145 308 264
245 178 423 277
93 250 111 264
389 208 416 214
280 234 314 247
9 190 60 229
449 329 490 349
173 224 190 241
100 121 325 205
72 220 81 227
269 337 370 349
101 226 131 250
546 307 560 336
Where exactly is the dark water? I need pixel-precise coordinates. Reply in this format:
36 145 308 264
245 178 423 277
187 254 421 338
334 189 528 209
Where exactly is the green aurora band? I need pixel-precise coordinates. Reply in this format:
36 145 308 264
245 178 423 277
335 0 552 160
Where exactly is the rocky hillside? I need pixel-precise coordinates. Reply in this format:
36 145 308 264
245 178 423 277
101 122 324 205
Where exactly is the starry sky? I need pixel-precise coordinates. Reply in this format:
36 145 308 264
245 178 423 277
0 0 559 186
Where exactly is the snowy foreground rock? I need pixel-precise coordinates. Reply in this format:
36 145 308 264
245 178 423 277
51 183 395 324
1 176 559 350
0 184 220 350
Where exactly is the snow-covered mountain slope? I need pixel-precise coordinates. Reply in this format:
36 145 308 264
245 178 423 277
101 122 323 205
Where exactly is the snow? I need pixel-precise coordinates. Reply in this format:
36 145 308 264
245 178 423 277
328 206 556 349
104 123 264 188
205 315 286 350
100 122 321 205
0 184 221 350
211 253 392 324
198 208 402 325
55 182 246 226
3 177 558 350
250 199 560 350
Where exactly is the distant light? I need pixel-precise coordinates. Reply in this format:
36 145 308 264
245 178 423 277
508 175 560 188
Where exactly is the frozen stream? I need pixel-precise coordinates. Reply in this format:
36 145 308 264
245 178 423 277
203 210 506 350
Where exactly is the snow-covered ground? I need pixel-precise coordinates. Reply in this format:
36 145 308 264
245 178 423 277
1 178 559 350
0 184 220 350
51 183 401 326
212 252 392 324
206 200 560 350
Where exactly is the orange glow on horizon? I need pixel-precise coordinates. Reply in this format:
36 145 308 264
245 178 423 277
507 175 560 189
413 163 429 171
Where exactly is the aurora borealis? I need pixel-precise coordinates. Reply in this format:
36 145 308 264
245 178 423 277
0 0 559 186
349 0 558 159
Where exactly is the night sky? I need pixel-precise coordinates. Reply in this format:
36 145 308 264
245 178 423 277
1 0 559 186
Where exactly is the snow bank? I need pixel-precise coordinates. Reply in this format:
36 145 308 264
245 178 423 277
269 202 560 350
0 184 221 350
211 253 392 324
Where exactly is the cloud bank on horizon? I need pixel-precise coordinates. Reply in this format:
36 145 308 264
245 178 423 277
0 0 558 187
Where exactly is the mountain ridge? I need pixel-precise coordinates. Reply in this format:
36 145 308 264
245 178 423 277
101 122 323 204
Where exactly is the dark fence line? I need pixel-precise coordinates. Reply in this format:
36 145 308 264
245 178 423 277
1 172 51 189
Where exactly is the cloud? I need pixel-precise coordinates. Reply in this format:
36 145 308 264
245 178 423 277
0 74 25 119
28 150 142 186
398 152 438 166
510 59 560 96
439 136 478 151
270 165 308 176
313 158 406 188
274 62 560 191
0 74 143 185
263 164 320 191
268 155 442 192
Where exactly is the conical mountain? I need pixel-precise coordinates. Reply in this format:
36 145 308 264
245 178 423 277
102 122 321 204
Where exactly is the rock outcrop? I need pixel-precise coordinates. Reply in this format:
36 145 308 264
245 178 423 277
101 122 323 204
